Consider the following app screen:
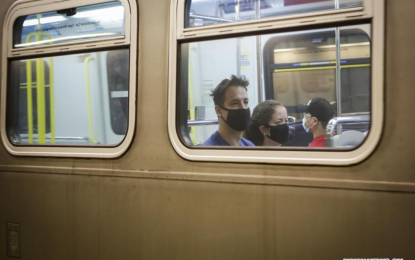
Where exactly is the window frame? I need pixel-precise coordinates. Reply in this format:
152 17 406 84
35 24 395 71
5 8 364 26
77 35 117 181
168 0 384 165
1 0 138 158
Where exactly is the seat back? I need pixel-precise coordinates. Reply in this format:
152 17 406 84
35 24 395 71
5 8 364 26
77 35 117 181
336 130 365 148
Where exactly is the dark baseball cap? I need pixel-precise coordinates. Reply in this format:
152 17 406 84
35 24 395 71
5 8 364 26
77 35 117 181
297 97 334 123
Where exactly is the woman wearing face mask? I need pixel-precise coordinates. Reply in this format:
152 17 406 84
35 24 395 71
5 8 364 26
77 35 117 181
245 100 289 146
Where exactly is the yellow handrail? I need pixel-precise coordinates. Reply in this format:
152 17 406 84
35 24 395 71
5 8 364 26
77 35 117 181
84 56 99 144
274 64 370 73
25 29 55 144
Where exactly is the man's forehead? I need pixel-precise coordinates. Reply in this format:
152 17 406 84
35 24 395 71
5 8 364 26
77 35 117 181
224 85 248 97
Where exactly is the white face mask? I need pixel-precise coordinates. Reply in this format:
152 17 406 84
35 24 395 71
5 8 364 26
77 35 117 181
302 116 310 133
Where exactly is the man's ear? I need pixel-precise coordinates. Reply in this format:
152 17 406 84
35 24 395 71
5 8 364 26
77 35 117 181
215 105 222 117
310 117 318 128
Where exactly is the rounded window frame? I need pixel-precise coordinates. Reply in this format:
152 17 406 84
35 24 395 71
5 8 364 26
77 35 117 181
168 0 385 166
0 0 138 158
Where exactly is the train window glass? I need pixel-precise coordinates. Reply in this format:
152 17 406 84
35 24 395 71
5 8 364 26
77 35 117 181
13 2 125 49
177 24 371 150
2 0 137 157
178 37 258 145
15 60 52 137
106 50 129 135
266 26 371 116
170 0 384 165
7 49 129 146
339 0 363 9
186 0 363 28
339 27 371 114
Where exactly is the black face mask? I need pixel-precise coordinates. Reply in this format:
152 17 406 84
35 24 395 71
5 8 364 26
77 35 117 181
220 106 250 132
265 123 289 144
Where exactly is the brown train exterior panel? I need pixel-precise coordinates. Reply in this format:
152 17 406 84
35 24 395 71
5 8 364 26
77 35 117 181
0 0 414 259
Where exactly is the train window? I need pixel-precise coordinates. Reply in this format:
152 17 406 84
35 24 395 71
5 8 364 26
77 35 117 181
178 25 370 148
7 49 129 145
13 2 125 49
186 0 363 28
1 0 138 157
169 0 384 165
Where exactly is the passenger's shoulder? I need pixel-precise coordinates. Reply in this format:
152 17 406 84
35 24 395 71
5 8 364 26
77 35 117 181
202 131 220 146
241 137 255 146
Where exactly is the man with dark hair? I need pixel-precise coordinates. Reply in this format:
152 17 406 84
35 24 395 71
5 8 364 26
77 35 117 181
203 75 254 146
297 97 334 147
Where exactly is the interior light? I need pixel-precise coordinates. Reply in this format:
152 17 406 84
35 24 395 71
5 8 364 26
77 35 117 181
274 47 307 53
317 42 370 48
23 16 67 27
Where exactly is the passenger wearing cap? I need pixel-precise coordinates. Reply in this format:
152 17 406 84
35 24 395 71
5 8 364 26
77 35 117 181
298 97 334 147
203 75 255 146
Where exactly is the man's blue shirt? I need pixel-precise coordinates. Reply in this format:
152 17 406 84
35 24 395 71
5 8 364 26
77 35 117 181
203 131 255 146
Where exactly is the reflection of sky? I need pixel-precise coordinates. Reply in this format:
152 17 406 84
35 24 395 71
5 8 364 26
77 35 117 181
19 2 124 46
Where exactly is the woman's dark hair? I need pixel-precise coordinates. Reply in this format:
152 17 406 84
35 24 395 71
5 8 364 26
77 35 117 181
244 100 284 146
210 75 249 106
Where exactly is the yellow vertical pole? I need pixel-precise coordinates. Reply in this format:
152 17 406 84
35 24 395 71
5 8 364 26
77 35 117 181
25 15 54 144
84 56 99 144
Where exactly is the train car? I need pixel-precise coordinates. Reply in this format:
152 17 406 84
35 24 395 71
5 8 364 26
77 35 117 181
0 0 414 259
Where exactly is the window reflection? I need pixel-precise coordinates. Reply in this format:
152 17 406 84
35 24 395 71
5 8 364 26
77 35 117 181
186 0 363 28
14 2 125 48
